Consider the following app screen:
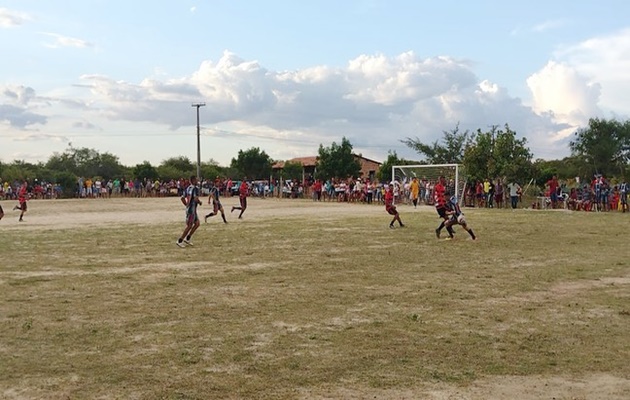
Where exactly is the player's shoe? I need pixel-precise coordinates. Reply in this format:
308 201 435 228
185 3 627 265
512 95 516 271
399 223 405 228
204 215 208 223
176 240 186 248
183 239 193 246
389 224 395 229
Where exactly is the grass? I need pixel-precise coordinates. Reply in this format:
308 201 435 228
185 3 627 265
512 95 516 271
0 198 629 399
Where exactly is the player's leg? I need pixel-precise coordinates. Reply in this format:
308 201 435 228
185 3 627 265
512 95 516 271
0 204 4 221
178 213 194 247
218 205 228 223
237 197 247 219
460 220 476 240
18 202 26 221
185 216 200 245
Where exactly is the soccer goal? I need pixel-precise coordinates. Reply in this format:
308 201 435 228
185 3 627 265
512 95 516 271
392 164 465 205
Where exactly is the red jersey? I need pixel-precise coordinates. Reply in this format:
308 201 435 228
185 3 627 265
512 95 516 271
18 184 28 203
434 182 446 209
385 190 394 208
239 181 248 198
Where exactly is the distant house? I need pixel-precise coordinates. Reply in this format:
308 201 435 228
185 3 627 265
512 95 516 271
272 154 381 181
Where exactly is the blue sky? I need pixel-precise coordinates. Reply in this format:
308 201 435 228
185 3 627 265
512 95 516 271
2 0 630 168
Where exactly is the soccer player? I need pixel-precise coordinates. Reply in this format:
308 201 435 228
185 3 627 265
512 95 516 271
0 204 4 221
444 196 476 240
231 178 249 219
434 176 455 238
384 183 405 228
13 180 28 222
177 175 202 248
204 184 228 224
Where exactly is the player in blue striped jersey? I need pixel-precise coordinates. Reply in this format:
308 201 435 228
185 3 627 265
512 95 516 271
444 196 476 240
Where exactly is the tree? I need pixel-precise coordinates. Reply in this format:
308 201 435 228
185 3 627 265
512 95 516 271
569 118 630 178
159 156 194 179
230 147 272 179
376 151 419 183
275 160 303 182
315 137 361 180
133 161 158 181
201 159 224 181
401 123 474 164
45 145 125 179
463 124 534 182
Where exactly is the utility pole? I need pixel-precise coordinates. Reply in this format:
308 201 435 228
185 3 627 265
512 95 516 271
192 103 206 180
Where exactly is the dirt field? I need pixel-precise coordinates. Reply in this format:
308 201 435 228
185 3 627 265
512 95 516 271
1 197 629 399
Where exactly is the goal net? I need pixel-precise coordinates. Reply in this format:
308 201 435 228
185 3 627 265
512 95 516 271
391 164 465 205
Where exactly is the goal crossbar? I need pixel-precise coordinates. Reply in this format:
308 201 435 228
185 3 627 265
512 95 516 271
391 163 463 205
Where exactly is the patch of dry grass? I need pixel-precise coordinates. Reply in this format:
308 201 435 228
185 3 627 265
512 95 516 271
0 198 629 399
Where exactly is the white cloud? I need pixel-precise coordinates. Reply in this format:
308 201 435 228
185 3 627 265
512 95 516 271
532 19 567 33
527 61 601 130
0 8 30 28
555 28 630 115
4 51 570 163
40 32 94 49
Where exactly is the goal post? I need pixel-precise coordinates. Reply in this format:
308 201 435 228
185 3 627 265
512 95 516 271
391 164 465 205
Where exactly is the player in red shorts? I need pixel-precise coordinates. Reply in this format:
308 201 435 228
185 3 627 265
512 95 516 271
385 183 405 229
13 180 28 222
434 176 455 238
231 178 249 219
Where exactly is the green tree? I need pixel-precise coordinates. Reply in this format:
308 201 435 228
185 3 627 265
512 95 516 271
54 171 78 197
230 147 272 179
376 151 419 183
569 118 630 178
280 160 304 181
401 123 474 164
463 124 534 182
201 159 224 182
133 161 158 181
45 145 125 179
159 156 194 179
315 137 361 180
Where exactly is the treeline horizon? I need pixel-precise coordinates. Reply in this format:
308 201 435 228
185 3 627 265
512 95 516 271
1 117 629 197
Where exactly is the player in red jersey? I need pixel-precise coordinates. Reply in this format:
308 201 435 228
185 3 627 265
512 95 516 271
434 176 455 238
385 183 405 229
231 178 249 219
13 180 28 222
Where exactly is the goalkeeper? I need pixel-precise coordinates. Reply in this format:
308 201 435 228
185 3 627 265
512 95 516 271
444 196 477 240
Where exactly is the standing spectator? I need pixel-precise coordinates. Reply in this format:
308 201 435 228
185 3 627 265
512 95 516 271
546 175 559 209
507 180 521 209
312 179 322 201
494 179 504 209
620 179 628 213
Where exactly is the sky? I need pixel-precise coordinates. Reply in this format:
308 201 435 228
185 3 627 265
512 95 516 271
2 0 630 168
